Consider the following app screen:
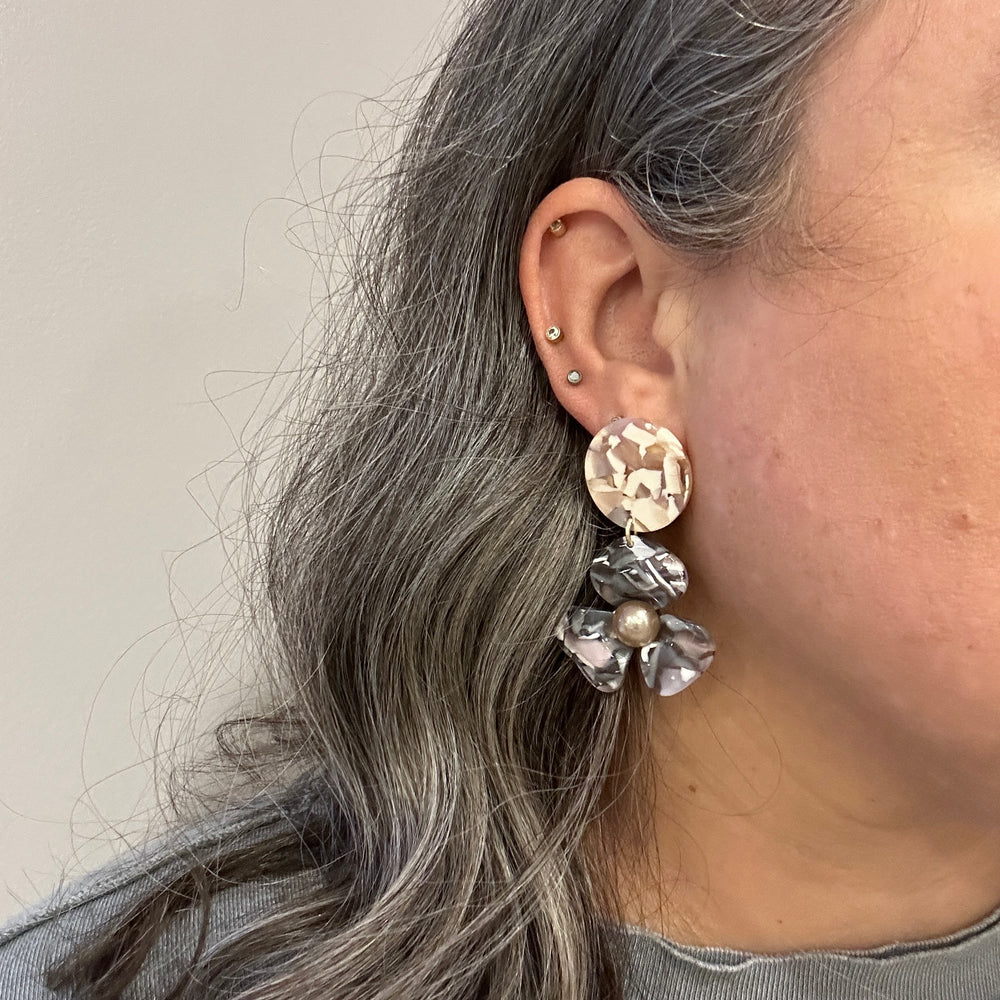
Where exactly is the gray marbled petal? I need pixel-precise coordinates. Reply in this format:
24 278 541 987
555 607 632 693
638 614 715 697
589 536 688 609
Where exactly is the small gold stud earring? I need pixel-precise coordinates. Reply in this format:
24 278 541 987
545 326 564 343
566 370 582 385
548 218 566 237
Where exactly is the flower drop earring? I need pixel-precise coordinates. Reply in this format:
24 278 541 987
555 417 715 695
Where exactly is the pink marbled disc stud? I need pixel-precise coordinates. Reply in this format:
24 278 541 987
584 418 692 532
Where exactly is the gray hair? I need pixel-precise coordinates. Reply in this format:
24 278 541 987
52 1 872 998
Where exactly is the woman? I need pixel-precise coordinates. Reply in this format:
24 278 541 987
4 0 1000 996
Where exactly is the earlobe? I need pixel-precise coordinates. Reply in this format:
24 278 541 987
519 178 692 439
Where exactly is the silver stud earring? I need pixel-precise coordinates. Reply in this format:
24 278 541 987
554 417 715 695
566 370 582 385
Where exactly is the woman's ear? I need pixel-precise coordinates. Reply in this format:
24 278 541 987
519 178 695 439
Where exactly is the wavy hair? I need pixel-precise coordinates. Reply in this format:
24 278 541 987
52 1 871 997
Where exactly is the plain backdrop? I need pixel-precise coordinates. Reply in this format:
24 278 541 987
0 0 454 921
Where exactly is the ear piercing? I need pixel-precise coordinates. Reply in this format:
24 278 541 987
541 324 578 383
541 217 573 381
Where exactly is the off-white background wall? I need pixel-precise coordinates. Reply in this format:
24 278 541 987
1 0 453 921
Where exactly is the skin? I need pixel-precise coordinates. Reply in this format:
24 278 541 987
519 0 1000 952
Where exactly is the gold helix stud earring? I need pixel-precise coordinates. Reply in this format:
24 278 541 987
548 218 566 237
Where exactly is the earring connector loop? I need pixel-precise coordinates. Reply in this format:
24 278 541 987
624 516 637 548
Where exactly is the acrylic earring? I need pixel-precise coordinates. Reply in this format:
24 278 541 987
555 417 715 696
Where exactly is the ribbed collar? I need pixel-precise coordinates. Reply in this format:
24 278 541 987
616 904 1000 999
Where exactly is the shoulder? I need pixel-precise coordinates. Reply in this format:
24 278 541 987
0 795 322 999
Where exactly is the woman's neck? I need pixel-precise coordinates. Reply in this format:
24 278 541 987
617 652 1000 953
